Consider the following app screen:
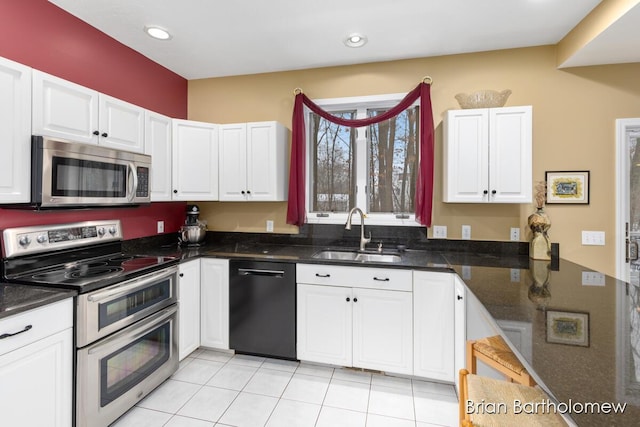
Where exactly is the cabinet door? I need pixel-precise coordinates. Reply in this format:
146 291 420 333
413 271 455 382
179 259 201 360
352 288 413 374
200 258 229 349
0 56 31 203
489 106 532 203
0 328 72 427
98 94 145 153
218 123 247 201
172 119 219 201
443 109 489 203
246 121 288 201
145 111 173 201
297 284 352 366
454 276 466 390
32 70 99 144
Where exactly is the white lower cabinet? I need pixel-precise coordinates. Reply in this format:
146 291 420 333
413 271 456 382
352 287 413 374
200 258 229 349
296 264 413 375
297 284 352 366
178 259 201 360
0 299 73 427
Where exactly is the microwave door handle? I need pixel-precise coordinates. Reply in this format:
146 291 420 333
128 162 139 202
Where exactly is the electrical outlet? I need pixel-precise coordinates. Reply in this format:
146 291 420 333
510 227 520 241
582 271 605 286
582 231 605 246
510 269 520 282
432 225 447 239
156 221 164 234
266 220 274 232
461 225 471 240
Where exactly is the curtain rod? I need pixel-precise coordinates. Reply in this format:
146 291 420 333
292 75 433 96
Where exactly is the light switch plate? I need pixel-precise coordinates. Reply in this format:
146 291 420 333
582 231 605 246
266 220 274 232
582 271 605 286
461 225 471 240
156 221 164 233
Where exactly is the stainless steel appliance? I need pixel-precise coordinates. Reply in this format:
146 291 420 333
179 204 207 246
229 260 296 360
1 220 179 427
30 136 151 208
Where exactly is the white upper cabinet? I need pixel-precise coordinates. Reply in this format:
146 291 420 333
98 94 145 152
0 56 32 203
145 110 173 201
32 70 99 145
443 106 532 203
219 121 288 202
172 119 219 201
32 70 145 152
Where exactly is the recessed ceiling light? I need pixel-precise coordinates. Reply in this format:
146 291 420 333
145 26 172 40
344 33 367 48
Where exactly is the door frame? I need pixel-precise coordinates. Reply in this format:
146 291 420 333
616 118 640 281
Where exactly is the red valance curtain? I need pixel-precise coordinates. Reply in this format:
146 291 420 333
286 82 434 227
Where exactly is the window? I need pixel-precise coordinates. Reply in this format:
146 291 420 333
306 93 420 225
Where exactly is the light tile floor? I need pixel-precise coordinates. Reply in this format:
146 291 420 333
111 348 459 427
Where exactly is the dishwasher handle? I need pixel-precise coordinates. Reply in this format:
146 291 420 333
237 268 285 278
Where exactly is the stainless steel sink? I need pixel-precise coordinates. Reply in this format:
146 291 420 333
312 250 358 260
354 253 401 263
312 250 401 263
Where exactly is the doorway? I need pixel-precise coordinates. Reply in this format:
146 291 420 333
616 118 640 282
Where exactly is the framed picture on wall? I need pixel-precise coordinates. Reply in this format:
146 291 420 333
545 171 590 204
546 309 590 347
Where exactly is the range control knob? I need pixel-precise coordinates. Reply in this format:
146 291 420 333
18 236 31 247
97 227 106 236
36 234 48 244
108 226 117 236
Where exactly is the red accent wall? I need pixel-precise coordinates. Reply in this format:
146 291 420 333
0 0 189 240
0 0 187 119
0 203 186 241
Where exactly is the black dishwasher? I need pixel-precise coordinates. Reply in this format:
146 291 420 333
229 260 296 360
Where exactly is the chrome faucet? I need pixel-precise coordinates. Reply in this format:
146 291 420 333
345 207 371 251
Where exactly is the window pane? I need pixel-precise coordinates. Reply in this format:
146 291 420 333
309 111 356 212
368 106 419 213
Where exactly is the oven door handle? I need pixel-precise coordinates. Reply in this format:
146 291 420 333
87 266 178 303
88 304 177 356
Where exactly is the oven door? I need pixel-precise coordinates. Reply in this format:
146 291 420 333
76 304 178 427
77 266 178 347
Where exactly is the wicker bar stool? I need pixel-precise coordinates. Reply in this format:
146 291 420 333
467 335 536 386
459 369 566 426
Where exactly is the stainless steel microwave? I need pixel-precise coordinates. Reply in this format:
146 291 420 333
31 136 151 208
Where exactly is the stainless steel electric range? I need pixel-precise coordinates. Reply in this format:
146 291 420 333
1 220 180 427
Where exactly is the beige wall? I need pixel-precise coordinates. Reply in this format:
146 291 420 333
188 45 640 276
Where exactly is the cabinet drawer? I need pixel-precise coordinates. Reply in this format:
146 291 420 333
297 264 412 291
0 298 73 356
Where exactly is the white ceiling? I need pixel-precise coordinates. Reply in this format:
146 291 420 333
48 0 626 80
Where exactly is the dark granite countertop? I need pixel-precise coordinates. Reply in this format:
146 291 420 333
447 258 638 427
84 228 640 425
0 282 76 320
